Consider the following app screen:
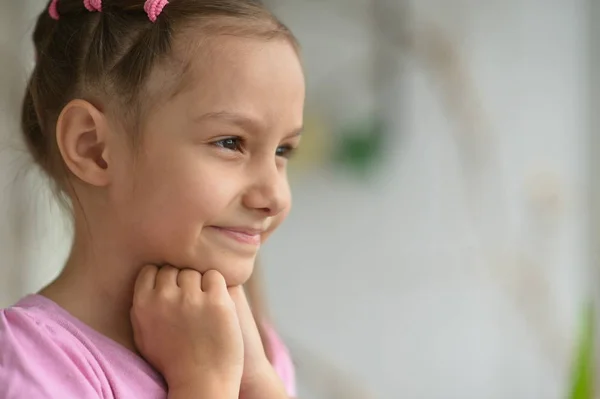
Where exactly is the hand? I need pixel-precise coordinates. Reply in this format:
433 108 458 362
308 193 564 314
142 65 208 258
228 285 288 398
131 265 244 396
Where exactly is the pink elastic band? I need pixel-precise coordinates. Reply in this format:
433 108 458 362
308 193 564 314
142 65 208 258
83 0 102 12
144 0 169 23
48 0 60 20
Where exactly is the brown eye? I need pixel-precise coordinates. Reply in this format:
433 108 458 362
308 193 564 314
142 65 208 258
276 144 296 159
214 137 243 152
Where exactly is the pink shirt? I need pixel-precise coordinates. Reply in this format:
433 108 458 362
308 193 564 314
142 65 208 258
0 295 296 398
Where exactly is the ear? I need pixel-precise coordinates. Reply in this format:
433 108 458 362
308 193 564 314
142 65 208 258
55 99 111 187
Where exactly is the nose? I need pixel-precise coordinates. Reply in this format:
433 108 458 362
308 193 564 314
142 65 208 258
242 161 290 217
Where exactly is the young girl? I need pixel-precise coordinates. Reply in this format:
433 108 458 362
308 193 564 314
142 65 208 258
0 0 304 398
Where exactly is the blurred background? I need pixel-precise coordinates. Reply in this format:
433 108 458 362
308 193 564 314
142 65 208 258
0 1 597 398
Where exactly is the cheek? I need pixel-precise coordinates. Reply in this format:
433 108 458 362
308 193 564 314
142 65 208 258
134 167 231 224
125 149 251 233
113 163 238 259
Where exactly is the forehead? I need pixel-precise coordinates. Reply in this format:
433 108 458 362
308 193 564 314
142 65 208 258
194 36 302 99
152 34 305 127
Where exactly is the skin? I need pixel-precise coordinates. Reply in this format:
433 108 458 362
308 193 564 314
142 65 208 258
245 257 277 361
40 32 305 399
132 266 244 398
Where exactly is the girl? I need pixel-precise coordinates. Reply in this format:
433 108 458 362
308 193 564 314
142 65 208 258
0 0 304 398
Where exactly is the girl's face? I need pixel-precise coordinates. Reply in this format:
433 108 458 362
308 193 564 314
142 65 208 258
108 36 305 286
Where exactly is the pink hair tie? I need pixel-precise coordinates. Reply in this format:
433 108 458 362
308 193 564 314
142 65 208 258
144 0 169 23
83 0 102 12
48 0 60 20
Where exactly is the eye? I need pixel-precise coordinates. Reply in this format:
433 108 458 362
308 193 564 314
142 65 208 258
213 137 243 152
276 144 297 159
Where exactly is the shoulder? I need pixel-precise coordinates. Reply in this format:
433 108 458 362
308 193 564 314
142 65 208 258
0 304 103 399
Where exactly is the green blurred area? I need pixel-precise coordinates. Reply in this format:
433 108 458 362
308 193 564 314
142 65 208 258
568 303 594 399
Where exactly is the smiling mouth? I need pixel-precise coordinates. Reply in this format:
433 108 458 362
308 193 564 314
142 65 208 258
209 226 263 246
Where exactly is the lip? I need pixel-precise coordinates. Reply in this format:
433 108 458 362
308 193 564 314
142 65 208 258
210 226 263 246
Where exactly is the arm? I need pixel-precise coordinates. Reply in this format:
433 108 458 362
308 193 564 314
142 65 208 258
167 378 239 399
240 368 290 399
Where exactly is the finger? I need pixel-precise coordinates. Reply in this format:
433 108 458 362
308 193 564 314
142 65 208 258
134 265 158 297
228 285 265 351
177 268 202 291
228 285 255 325
201 270 227 293
155 265 179 291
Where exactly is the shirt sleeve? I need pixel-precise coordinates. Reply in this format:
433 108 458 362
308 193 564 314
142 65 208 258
261 323 297 398
0 308 102 399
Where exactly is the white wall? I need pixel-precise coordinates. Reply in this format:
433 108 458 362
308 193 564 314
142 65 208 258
262 1 592 398
0 1 71 308
590 0 600 386
0 1 593 398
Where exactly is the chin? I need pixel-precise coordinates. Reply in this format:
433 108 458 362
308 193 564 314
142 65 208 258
219 259 255 287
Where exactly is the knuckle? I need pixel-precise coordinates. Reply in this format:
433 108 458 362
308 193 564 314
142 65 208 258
204 269 224 281
156 287 177 303
180 268 201 282
159 265 177 276
208 292 234 311
181 291 202 308
183 268 201 276
142 264 158 274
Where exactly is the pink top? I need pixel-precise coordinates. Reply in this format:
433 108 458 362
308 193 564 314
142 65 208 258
0 295 296 398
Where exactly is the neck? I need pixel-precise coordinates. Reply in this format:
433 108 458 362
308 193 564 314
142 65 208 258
40 219 145 353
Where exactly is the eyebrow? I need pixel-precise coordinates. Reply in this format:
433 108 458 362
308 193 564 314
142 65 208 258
194 110 303 137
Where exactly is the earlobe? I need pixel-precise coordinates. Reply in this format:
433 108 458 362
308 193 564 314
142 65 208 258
55 99 111 187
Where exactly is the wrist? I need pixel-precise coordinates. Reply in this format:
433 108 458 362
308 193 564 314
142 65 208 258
168 373 241 399
240 365 287 399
